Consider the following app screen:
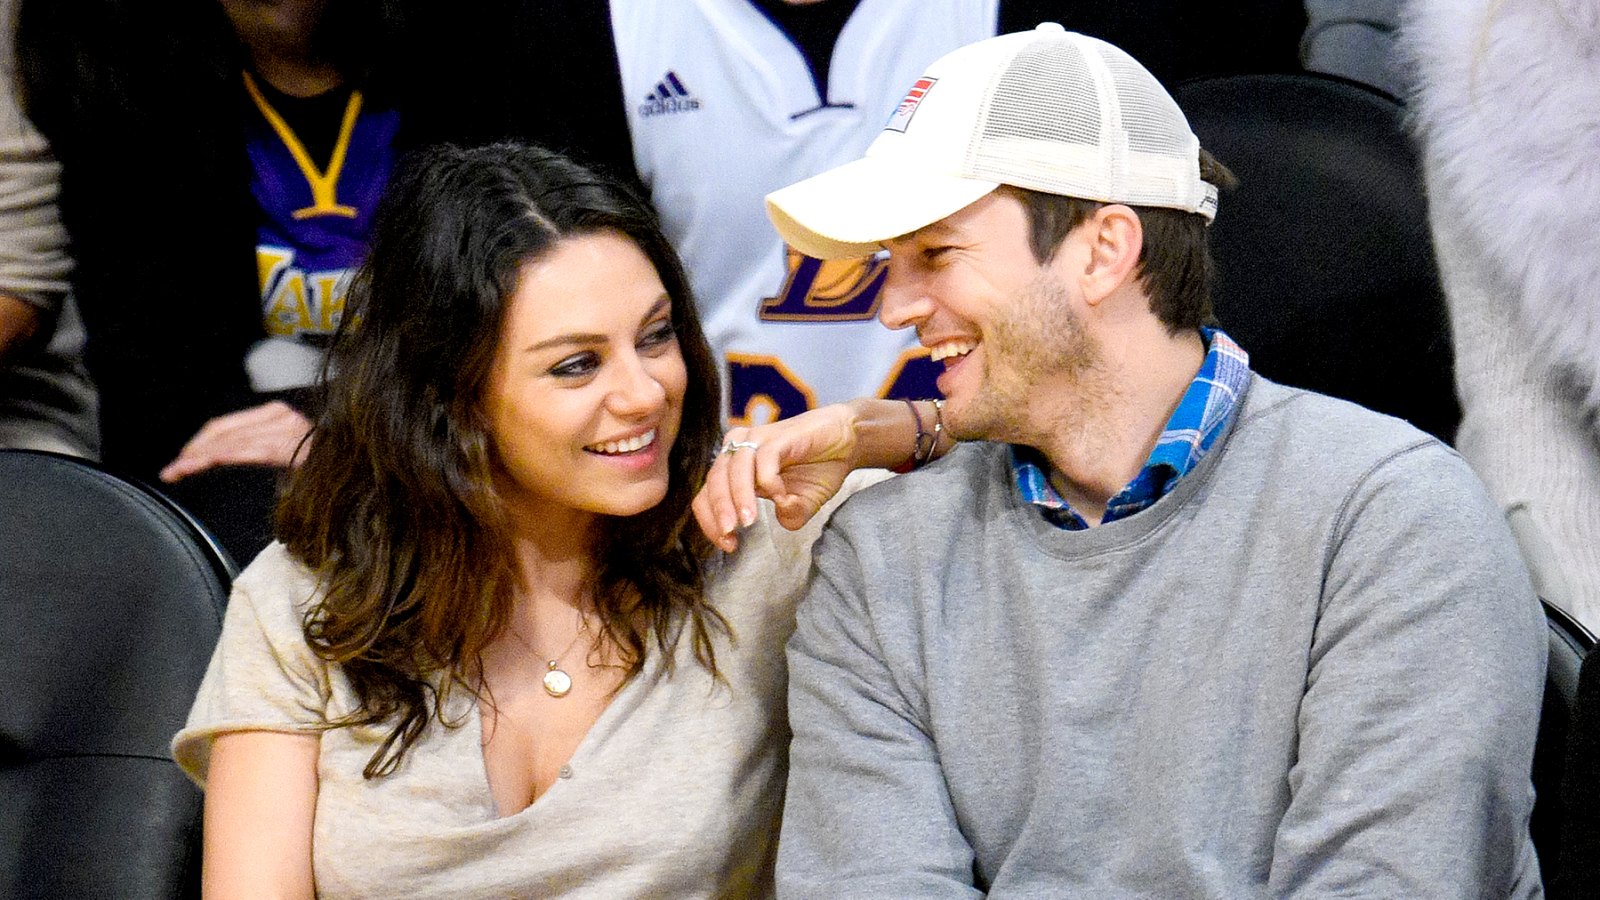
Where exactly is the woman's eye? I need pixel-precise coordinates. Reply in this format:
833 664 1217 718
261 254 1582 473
549 353 599 378
640 319 677 349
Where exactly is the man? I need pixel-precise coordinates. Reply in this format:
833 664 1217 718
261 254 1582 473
763 24 1545 896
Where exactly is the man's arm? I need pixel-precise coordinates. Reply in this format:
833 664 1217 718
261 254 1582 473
780 521 982 898
1269 442 1546 896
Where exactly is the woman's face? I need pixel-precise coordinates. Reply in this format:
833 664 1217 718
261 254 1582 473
482 230 687 526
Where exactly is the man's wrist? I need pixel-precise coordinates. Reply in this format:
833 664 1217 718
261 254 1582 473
841 397 947 472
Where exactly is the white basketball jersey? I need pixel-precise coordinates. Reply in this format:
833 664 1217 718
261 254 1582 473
612 0 999 423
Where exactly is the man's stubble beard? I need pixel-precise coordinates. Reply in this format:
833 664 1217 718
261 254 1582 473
945 272 1104 448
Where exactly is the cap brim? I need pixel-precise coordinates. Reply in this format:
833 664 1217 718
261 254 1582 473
766 157 999 260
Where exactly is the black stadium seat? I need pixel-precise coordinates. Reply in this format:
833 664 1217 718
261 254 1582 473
1175 72 1460 443
0 449 233 899
1543 600 1598 897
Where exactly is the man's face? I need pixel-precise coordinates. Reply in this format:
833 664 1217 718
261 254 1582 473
879 191 1101 445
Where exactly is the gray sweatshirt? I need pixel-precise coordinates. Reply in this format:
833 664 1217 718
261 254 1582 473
781 376 1545 898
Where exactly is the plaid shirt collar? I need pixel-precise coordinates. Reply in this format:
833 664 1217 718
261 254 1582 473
1013 328 1251 530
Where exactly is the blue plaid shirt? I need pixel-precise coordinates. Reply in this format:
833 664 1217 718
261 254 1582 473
1013 328 1251 530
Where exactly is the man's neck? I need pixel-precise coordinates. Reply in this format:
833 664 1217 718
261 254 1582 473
1030 326 1206 525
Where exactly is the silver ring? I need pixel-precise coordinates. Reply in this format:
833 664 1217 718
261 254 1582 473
720 440 759 456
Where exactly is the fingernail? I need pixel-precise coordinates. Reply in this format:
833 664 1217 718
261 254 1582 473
740 507 756 528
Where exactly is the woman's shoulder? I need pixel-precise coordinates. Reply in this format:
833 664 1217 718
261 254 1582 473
229 541 326 630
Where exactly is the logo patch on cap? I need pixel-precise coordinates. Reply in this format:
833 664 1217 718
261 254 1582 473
884 77 937 133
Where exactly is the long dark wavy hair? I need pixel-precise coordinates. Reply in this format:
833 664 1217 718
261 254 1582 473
276 143 725 777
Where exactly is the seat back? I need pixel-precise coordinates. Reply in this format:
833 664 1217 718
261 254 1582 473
1540 600 1597 894
1174 73 1460 443
0 449 234 899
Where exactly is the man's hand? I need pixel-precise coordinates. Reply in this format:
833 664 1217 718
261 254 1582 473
0 293 42 365
160 400 313 483
692 403 862 553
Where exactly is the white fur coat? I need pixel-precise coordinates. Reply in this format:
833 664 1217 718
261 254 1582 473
1403 0 1600 419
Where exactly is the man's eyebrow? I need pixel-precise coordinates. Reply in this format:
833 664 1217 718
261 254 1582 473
522 295 671 353
888 222 961 245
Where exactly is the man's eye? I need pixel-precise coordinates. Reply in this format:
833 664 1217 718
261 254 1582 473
550 353 598 378
923 245 954 262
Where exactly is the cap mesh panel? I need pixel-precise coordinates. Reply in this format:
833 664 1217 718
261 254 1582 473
1105 53 1191 155
966 34 1206 215
970 41 1107 197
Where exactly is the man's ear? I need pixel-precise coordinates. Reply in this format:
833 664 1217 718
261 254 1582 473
1073 204 1143 307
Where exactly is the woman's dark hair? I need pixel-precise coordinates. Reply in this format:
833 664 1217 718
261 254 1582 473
276 142 724 777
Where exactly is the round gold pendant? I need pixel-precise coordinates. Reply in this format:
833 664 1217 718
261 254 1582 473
542 665 573 698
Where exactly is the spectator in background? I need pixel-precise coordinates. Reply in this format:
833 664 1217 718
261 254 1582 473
0 0 94 458
17 0 409 562
1301 0 1404 98
1405 0 1600 631
436 0 1306 426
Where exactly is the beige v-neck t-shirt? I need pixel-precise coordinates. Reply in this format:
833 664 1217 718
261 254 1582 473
173 472 885 898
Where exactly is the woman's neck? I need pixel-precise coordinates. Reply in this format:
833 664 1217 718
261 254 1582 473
503 502 602 617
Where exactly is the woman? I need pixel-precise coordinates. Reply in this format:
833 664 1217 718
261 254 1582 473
173 142 942 897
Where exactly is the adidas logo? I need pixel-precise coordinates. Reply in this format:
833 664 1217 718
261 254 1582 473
639 71 702 117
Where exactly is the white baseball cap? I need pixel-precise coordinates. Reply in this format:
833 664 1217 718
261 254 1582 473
765 23 1218 260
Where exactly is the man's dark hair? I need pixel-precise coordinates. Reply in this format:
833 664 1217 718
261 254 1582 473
1004 150 1237 334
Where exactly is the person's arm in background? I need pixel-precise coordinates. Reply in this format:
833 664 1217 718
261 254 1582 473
0 293 39 360
0 0 69 366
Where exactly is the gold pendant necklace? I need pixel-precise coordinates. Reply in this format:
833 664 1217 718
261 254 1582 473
536 615 590 699
542 659 575 698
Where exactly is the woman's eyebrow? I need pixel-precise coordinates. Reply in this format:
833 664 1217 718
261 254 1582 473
523 295 672 353
525 331 604 353
638 295 671 325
